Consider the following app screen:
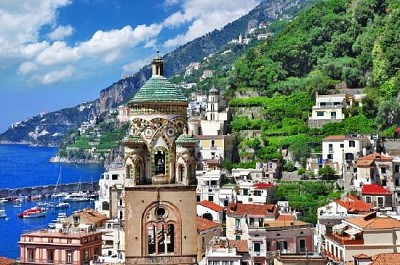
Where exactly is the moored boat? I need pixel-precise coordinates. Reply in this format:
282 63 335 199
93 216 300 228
0 208 7 218
55 202 70 209
17 206 46 218
62 191 93 202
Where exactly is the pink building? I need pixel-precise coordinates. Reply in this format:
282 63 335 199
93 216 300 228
19 229 102 265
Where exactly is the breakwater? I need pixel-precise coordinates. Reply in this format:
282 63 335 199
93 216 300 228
0 182 99 199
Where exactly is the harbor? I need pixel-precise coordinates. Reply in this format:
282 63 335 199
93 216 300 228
0 181 99 201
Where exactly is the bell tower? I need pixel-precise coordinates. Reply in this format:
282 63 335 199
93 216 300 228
123 54 198 264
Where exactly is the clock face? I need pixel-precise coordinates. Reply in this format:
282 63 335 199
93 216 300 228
144 127 153 138
166 127 175 137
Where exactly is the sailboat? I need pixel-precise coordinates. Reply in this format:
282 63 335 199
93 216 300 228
51 167 68 199
62 176 93 202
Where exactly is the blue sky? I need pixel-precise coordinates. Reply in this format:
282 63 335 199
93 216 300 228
0 0 261 133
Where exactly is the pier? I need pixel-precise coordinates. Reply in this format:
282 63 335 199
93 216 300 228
0 182 99 199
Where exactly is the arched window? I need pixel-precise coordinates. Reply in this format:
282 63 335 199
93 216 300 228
102 201 109 211
155 151 165 175
178 164 184 182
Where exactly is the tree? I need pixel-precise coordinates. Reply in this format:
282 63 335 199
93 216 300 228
318 166 336 180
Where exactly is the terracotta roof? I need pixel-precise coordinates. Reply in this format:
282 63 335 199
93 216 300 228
356 153 393 166
196 216 221 232
276 214 296 221
228 240 249 253
352 253 371 259
371 253 400 264
346 212 400 230
0 257 16 265
74 208 108 224
198 200 224 212
226 203 277 217
335 195 373 213
264 219 311 228
361 184 391 195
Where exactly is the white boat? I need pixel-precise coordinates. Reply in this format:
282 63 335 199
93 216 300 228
0 209 7 218
55 202 70 209
51 167 68 199
62 192 93 202
52 212 67 223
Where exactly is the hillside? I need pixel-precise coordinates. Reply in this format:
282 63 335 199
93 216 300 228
227 0 400 168
0 0 315 147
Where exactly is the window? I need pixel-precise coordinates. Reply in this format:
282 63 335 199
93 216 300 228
208 195 214 202
378 197 384 207
331 112 337 119
253 242 261 252
211 140 215 147
196 195 201 202
327 154 333 160
329 144 333 152
28 249 34 262
102 201 110 211
112 174 118 180
340 144 344 148
349 141 355 147
278 241 288 251
154 150 165 175
253 190 262 196
84 250 89 263
47 249 54 263
299 239 306 252
243 189 248 195
317 111 324 117
66 251 73 264
381 167 387 174
396 165 400 173
366 196 371 203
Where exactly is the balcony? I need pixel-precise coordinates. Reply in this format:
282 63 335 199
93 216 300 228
325 233 364 245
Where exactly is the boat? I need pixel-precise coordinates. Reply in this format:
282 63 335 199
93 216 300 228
17 206 46 218
55 202 70 209
12 203 22 208
62 191 93 202
51 167 69 199
0 209 7 218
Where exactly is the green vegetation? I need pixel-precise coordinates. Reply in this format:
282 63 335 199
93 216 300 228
275 181 342 224
225 0 400 167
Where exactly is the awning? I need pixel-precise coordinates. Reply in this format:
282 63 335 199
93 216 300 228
344 228 361 236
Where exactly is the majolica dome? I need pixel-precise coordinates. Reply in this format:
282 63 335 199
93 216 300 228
176 134 197 144
129 75 187 104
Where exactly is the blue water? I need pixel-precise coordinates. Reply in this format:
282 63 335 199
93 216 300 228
0 145 104 259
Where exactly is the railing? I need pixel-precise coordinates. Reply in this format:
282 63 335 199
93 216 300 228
325 233 364 245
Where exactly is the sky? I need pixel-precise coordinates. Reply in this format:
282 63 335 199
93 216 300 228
0 0 262 133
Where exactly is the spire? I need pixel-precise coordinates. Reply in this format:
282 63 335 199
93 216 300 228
152 50 163 76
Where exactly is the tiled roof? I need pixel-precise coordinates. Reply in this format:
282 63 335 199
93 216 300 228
0 257 16 265
276 214 296 221
357 152 393 162
361 184 391 195
323 135 346 141
226 203 277 217
129 76 187 104
346 212 400 230
196 216 221 232
264 219 311 228
371 253 400 264
176 134 197 144
74 208 108 224
228 240 249 253
335 195 373 213
198 200 224 212
254 182 274 189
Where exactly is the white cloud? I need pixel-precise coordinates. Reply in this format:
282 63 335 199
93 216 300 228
18 62 38 75
164 0 181 7
163 0 261 48
36 65 75 85
78 24 162 62
122 57 152 74
0 0 71 58
35 41 80 66
48 25 74 41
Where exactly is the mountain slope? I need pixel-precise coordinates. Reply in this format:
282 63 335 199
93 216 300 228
0 0 315 146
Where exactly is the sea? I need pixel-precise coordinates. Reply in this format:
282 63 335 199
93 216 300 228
0 144 104 259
